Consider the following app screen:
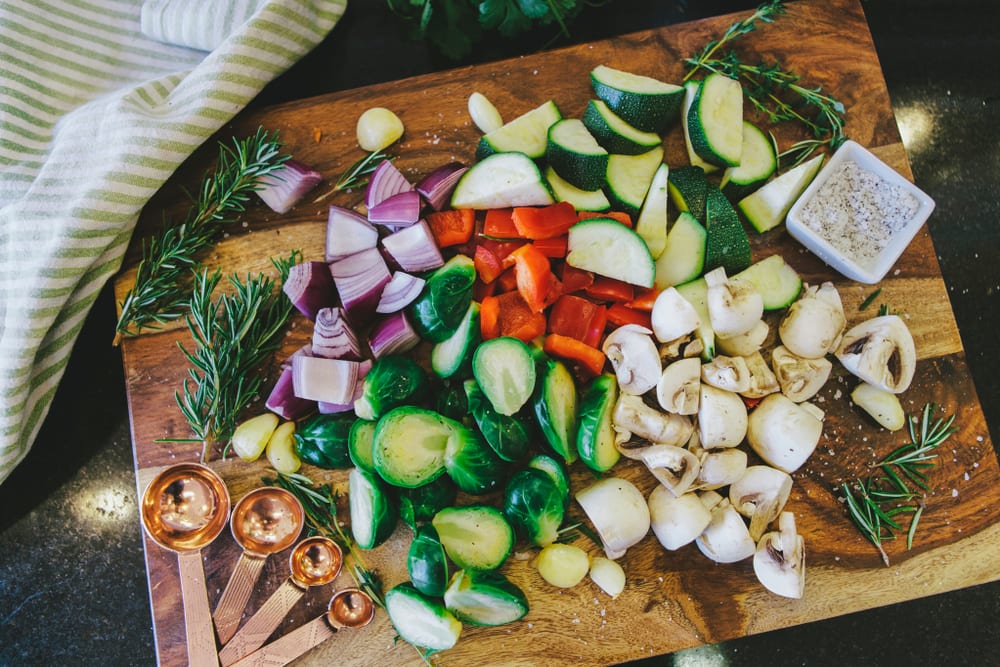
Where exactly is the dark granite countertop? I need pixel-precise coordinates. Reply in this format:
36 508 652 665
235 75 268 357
2 1 998 664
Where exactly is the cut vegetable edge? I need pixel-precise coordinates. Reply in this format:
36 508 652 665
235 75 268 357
451 152 555 209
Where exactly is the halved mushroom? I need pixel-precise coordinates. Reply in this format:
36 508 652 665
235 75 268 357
771 345 832 403
835 315 916 394
716 319 770 357
648 487 711 551
729 465 793 541
658 334 691 361
778 282 846 359
753 512 805 599
613 394 694 447
701 354 751 393
603 324 662 395
705 267 764 338
697 384 748 449
656 357 701 415
741 350 780 399
692 447 748 492
746 393 823 473
695 499 756 563
651 287 702 343
641 444 701 497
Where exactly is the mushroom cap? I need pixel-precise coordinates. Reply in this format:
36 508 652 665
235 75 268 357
746 393 823 473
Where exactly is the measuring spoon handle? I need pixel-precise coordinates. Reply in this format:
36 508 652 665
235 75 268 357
218 578 303 666
227 616 333 667
213 552 268 645
177 549 220 667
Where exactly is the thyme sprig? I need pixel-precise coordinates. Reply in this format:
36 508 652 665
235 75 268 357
312 149 390 203
267 471 386 607
174 252 298 463
842 403 957 565
684 0 847 167
114 128 288 343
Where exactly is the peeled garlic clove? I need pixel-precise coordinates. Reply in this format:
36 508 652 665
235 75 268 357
836 315 916 394
850 381 906 430
468 92 503 134
778 282 846 359
705 267 763 338
772 345 832 403
589 557 626 598
753 511 805 599
701 354 751 393
357 107 404 152
265 420 300 474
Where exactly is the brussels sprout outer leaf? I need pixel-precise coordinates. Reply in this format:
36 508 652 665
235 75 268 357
349 467 399 549
293 412 356 468
354 355 429 421
399 474 459 529
408 523 449 597
527 453 571 506
407 254 476 343
444 422 509 495
503 468 565 547
576 373 621 472
444 569 529 626
435 382 469 421
464 379 532 462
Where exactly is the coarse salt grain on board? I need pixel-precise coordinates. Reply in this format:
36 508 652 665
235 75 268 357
798 160 920 268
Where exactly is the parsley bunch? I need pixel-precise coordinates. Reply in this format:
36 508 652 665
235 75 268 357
387 0 587 59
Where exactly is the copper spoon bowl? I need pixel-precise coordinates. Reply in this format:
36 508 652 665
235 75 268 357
213 486 304 644
141 463 230 666
218 535 343 665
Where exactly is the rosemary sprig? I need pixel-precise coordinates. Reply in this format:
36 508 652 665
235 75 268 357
114 128 288 343
842 403 957 565
858 287 883 311
267 471 386 607
312 149 390 203
684 0 847 167
174 252 298 462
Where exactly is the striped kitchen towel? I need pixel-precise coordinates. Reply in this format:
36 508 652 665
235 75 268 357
0 0 348 485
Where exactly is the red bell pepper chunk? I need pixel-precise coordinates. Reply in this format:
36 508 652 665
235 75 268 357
578 209 633 228
483 207 521 239
474 244 504 284
557 263 595 294
495 291 546 342
508 243 559 313
532 235 568 258
426 208 475 247
543 334 606 377
585 276 635 303
606 303 652 329
511 201 579 239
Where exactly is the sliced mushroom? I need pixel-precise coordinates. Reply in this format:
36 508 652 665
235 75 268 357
771 345 833 402
603 324 662 395
695 499 756 563
692 447 748 492
641 444 701 497
729 465 793 540
740 350 780 399
697 384 748 449
613 394 694 447
705 267 764 338
698 489 725 512
648 487 712 551
753 512 805 599
656 357 701 415
701 354 751 393
651 287 702 343
716 319 770 357
746 393 823 473
778 282 846 359
835 315 916 394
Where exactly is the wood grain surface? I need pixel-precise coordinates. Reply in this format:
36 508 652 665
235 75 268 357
115 0 1000 665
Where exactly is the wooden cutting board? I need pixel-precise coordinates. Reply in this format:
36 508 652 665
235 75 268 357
116 0 1000 664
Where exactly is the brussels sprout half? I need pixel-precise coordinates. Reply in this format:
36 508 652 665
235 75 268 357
294 412 356 469
503 468 565 547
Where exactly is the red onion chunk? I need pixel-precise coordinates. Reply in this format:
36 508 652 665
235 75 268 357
283 261 336 321
292 355 360 405
256 160 323 214
381 219 444 273
376 272 426 314
318 359 372 413
365 159 413 209
329 247 391 324
369 311 421 358
368 190 422 227
326 205 379 263
417 161 469 211
266 367 316 420
312 307 362 360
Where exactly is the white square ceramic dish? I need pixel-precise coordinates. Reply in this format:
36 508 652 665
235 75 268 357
785 139 935 284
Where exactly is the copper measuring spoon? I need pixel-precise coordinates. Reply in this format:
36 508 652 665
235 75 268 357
213 487 304 644
218 535 343 665
228 588 375 667
141 463 231 667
